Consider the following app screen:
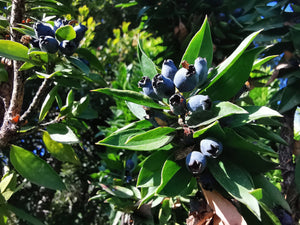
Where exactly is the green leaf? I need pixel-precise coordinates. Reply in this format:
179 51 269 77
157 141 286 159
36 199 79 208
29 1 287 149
187 101 248 128
203 30 262 91
253 174 291 213
97 127 175 151
247 124 287 145
76 48 104 71
126 101 147 120
137 151 170 187
0 64 8 82
7 204 44 225
138 41 157 79
39 86 58 122
278 82 300 113
68 56 90 75
228 106 282 127
193 120 225 138
208 159 261 220
159 199 172 224
181 16 213 68
28 51 48 65
0 40 29 62
55 25 76 41
252 55 278 70
10 145 65 190
92 88 168 110
223 127 277 157
46 123 79 144
0 172 17 201
204 47 264 100
125 126 175 144
99 184 134 199
19 62 35 71
42 131 81 165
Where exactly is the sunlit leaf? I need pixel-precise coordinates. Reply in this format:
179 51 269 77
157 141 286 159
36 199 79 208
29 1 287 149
10 145 65 190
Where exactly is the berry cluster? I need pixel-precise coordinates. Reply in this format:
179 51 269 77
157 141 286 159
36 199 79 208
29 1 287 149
30 19 87 56
138 58 223 176
186 138 223 176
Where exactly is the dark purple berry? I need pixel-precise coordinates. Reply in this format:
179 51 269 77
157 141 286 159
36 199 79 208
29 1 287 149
186 151 207 175
187 95 211 114
161 59 177 81
138 76 161 101
73 24 88 44
59 40 77 56
173 65 197 92
126 159 135 171
169 93 186 116
200 138 223 158
152 74 175 99
194 57 208 87
34 22 55 38
39 36 59 53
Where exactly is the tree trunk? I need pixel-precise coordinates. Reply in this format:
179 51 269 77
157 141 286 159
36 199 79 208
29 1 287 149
279 108 300 223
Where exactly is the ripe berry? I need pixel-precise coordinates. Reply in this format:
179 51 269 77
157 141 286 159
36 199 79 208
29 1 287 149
186 151 207 176
173 65 197 92
138 76 161 101
152 74 175 99
59 40 77 56
126 159 135 172
161 59 177 81
187 95 211 114
30 37 40 48
169 93 186 116
194 57 208 87
34 22 55 38
73 24 88 44
39 36 59 53
200 138 223 158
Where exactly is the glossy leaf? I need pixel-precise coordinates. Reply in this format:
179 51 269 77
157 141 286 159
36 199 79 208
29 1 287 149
126 101 147 120
28 51 48 65
228 106 282 127
180 16 213 68
76 48 103 71
99 184 134 199
187 101 248 127
156 159 192 196
46 123 79 144
55 25 76 41
252 55 278 70
208 159 261 220
223 127 277 157
0 40 29 62
97 127 174 151
10 145 65 190
159 199 172 224
0 172 17 201
247 124 287 145
39 86 58 122
204 30 262 91
137 40 157 79
68 56 90 75
253 174 291 213
205 47 264 100
42 131 80 165
19 62 35 71
92 88 168 110
193 120 225 138
137 151 169 187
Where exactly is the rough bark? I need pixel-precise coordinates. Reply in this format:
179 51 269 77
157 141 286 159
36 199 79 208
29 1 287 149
279 108 300 223
0 0 25 147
